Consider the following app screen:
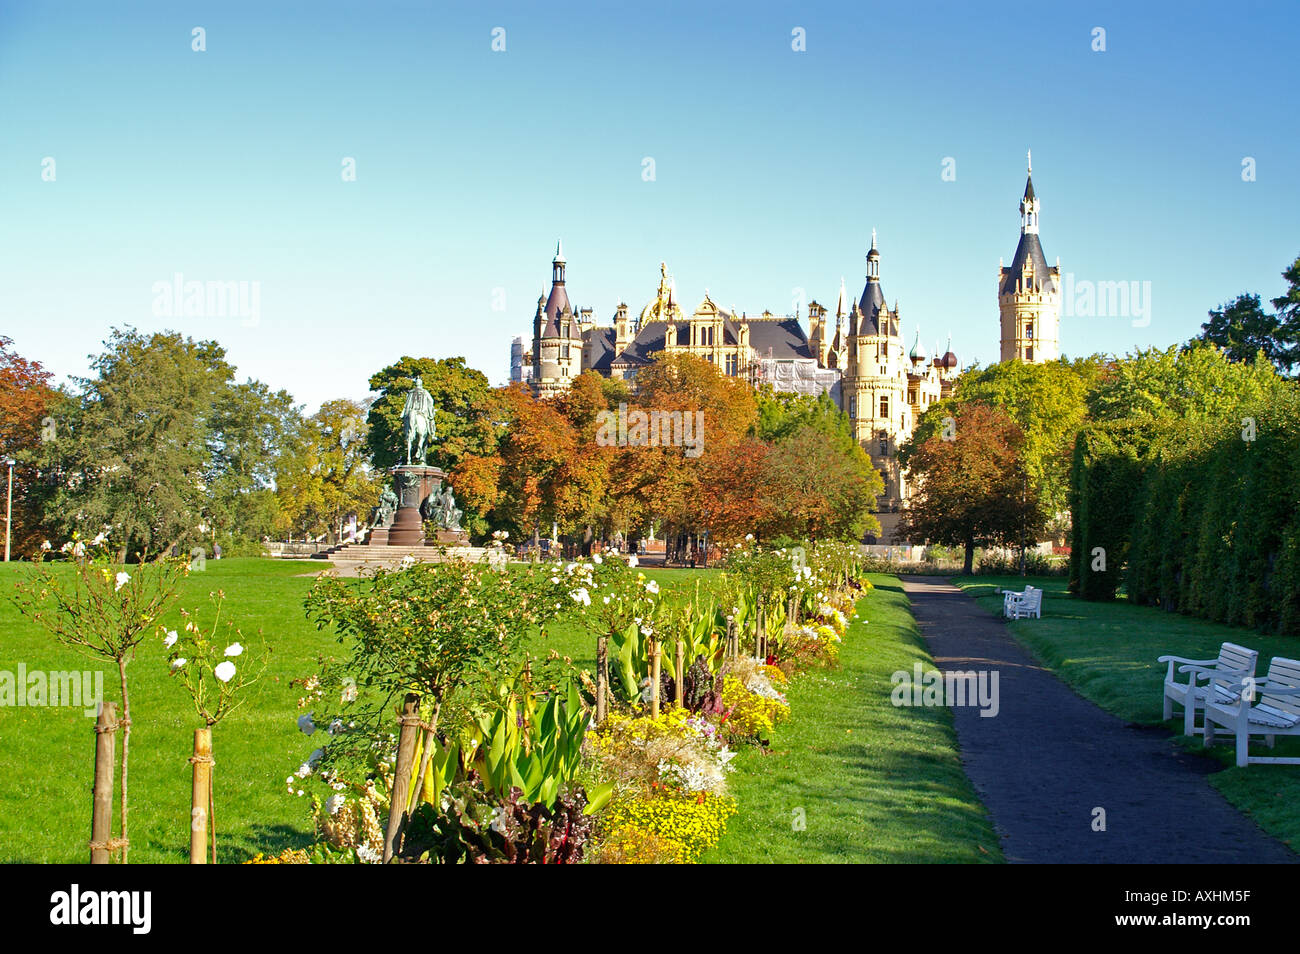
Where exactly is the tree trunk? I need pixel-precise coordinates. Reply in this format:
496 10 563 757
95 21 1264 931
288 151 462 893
963 538 975 575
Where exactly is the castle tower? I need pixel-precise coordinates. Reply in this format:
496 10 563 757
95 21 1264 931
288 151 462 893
843 231 909 515
999 152 1061 362
531 240 583 396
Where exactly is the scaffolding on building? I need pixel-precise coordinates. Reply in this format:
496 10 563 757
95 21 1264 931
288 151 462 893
750 356 841 400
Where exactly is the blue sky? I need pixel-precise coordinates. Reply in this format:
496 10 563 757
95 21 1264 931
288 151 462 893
1 0 1296 412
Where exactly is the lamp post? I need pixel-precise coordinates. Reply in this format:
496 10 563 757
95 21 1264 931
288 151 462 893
3 456 14 563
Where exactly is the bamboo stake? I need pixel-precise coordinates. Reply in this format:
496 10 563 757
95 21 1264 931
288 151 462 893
675 638 685 707
650 640 661 719
726 618 737 660
383 693 421 863
189 728 213 864
90 702 116 864
596 636 609 725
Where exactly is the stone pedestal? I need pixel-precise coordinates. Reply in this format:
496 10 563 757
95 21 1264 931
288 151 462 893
431 529 470 545
367 527 390 546
388 465 445 546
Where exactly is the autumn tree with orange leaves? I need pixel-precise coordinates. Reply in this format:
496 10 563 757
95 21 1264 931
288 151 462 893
0 336 61 554
898 402 1044 574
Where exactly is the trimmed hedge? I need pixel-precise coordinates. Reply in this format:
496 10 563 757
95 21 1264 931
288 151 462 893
1074 388 1300 633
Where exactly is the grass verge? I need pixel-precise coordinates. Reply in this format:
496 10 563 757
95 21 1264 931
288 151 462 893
705 574 1002 863
952 574 1300 852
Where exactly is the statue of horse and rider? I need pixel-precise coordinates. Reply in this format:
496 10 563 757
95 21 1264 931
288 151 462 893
402 375 437 465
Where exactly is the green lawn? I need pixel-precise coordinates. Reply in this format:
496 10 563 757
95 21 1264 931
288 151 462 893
705 574 1002 863
0 559 722 863
0 558 341 863
953 574 1300 850
1 559 999 863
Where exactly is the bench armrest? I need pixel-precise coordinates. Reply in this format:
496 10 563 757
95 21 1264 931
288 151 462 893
1158 655 1217 666
1177 663 1252 679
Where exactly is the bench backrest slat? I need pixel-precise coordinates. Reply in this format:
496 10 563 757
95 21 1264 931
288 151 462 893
1218 642 1258 674
1261 656 1300 718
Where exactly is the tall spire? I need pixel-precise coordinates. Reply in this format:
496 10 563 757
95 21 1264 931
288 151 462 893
866 230 880 282
552 239 566 283
1019 156 1039 235
836 277 847 317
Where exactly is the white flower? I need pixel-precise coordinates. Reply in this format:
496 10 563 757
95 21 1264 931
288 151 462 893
627 554 638 567
565 562 577 575
603 595 611 605
327 718 344 735
325 794 346 815
400 554 416 567
356 845 380 864
214 660 236 683
114 571 130 591
592 553 603 564
745 534 754 542
163 630 179 648
550 576 560 584
224 642 244 657
92 532 108 546
644 580 660 595
297 713 317 735
341 683 358 703
570 587 591 606
170 658 187 671
40 540 51 551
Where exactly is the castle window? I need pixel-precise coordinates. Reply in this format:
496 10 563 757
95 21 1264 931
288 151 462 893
725 354 737 376
879 395 889 418
1025 347 1034 361
849 397 857 418
877 430 887 456
1025 323 1033 340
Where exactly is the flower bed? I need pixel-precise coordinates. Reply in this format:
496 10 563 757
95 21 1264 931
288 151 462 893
286 539 866 863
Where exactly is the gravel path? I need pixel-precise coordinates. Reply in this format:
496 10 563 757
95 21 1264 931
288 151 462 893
900 575 1295 863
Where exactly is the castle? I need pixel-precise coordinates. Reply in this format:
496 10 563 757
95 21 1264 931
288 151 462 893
510 159 1060 541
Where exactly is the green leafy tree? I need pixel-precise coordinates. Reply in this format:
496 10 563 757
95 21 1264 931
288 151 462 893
758 424 882 541
205 379 303 546
912 358 1098 539
366 357 499 471
1198 292 1300 373
276 399 381 543
55 329 235 561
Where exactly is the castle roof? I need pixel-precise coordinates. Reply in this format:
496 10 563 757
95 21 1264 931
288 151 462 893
1000 231 1056 296
858 281 887 335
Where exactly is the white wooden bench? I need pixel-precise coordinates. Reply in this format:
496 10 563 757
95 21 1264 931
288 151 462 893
1204 656 1300 767
1158 641 1258 737
1002 586 1042 619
